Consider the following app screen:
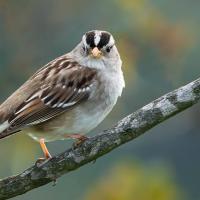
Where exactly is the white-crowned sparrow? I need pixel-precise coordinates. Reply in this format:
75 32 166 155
0 30 125 158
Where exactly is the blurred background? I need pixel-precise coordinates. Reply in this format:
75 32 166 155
0 0 200 199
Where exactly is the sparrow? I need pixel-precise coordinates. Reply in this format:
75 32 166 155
0 30 125 159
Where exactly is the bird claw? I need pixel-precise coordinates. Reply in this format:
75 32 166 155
72 135 88 149
34 158 58 185
35 157 47 166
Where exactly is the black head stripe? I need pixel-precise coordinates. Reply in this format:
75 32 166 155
86 31 95 48
97 32 110 48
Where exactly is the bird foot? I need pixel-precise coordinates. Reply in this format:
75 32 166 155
64 134 88 149
35 157 50 167
34 157 57 185
73 135 88 149
74 135 88 146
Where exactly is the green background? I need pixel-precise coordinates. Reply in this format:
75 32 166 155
0 0 200 199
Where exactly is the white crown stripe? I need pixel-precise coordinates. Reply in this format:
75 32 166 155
94 32 101 46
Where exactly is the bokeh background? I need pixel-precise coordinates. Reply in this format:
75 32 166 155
0 0 200 199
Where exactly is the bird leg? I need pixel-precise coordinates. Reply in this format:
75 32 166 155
35 139 51 166
35 139 57 186
39 138 52 159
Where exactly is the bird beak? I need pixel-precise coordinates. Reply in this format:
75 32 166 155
91 47 102 58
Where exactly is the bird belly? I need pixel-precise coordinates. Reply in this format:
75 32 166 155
25 98 115 142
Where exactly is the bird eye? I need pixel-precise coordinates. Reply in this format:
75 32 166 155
106 46 113 53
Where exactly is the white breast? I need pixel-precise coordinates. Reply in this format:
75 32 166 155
26 55 125 142
63 59 125 135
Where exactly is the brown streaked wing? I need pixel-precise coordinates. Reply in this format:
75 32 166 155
1 63 97 137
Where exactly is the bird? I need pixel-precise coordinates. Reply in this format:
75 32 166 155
0 30 125 159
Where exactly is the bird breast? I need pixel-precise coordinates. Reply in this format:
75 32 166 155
26 62 125 142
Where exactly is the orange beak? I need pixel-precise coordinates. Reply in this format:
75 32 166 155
91 47 102 58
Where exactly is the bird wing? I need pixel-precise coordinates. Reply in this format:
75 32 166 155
0 56 97 139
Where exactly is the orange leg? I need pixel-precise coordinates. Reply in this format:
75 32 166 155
39 138 52 159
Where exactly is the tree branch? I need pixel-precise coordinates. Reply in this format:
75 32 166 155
0 77 200 200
